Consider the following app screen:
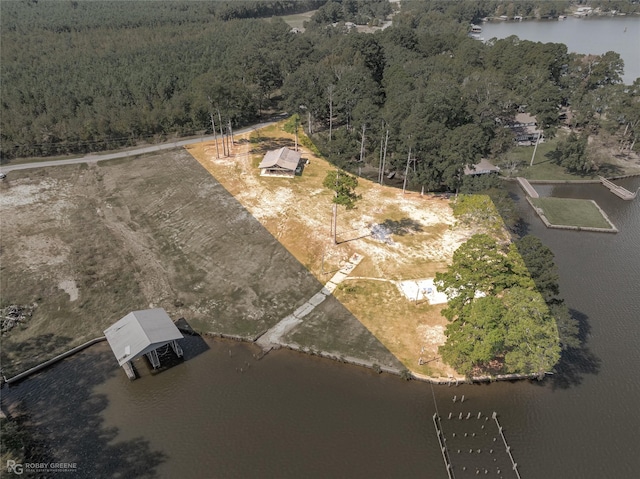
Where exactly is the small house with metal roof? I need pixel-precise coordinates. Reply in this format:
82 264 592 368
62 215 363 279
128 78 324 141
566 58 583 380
464 158 500 176
258 147 302 177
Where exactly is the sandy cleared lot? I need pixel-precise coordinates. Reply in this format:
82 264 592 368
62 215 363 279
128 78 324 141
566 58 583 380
1 122 477 379
186 124 477 378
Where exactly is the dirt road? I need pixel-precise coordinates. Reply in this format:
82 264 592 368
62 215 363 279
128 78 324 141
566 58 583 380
0 118 281 173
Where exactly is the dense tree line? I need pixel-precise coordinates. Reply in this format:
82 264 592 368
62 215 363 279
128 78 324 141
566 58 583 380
286 1 637 190
0 0 328 159
1 1 324 159
2 0 638 176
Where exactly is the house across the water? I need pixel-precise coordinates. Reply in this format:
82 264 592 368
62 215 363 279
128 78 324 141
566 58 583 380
464 158 500 176
509 113 543 146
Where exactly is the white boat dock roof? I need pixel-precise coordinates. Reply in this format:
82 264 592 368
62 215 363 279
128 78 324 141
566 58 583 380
104 309 183 366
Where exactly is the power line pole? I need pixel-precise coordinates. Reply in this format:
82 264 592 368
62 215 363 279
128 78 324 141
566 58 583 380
228 119 234 147
381 129 389 185
208 96 220 159
359 123 366 164
378 125 384 184
530 129 541 166
217 107 226 156
209 112 220 159
403 147 412 194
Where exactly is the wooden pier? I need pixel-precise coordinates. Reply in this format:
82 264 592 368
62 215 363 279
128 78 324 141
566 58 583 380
433 412 455 479
599 176 638 200
516 177 539 198
492 412 521 479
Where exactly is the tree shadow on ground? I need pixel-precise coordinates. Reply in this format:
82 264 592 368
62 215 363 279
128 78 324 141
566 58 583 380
378 218 423 235
1 346 167 477
1 334 74 377
249 137 294 154
597 162 624 177
539 309 601 390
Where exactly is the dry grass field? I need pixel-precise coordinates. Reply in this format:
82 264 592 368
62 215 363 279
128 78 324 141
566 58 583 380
186 123 481 378
0 150 331 376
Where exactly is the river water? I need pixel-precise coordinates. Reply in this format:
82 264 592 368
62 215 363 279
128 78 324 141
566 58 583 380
479 16 640 84
3 176 639 478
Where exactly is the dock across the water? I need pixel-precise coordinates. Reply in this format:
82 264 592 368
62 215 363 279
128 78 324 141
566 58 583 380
516 177 539 198
599 176 638 200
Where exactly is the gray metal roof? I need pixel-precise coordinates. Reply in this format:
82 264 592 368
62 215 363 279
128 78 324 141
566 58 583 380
104 308 183 366
258 147 301 171
464 158 500 176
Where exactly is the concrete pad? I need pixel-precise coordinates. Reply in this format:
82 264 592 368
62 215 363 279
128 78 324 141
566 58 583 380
342 262 355 272
396 278 448 304
308 292 327 306
330 271 348 283
293 302 315 319
349 253 363 265
322 283 337 294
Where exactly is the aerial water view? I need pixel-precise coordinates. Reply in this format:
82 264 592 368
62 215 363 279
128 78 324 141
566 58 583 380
1 1 639 478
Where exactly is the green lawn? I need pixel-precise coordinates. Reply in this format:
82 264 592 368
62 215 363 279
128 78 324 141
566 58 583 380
503 135 589 181
271 11 317 29
531 197 614 229
502 130 638 180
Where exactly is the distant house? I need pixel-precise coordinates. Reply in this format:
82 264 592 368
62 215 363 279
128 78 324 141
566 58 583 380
509 113 543 145
259 147 302 177
464 158 500 176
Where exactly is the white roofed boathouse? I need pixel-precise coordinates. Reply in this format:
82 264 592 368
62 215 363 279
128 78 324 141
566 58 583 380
258 147 302 177
104 308 184 380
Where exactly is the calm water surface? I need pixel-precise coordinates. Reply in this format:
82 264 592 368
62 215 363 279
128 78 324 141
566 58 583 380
2 177 639 478
480 16 640 84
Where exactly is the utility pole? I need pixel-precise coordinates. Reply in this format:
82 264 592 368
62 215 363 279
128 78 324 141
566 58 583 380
403 147 412 194
328 85 334 141
359 123 366 164
381 129 389 185
208 96 220 159
530 129 541 166
228 119 234 147
378 128 384 184
217 107 226 156
209 112 220 159
294 116 299 152
333 169 339 244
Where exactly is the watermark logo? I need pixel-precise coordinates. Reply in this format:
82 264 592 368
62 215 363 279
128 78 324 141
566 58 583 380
6 460 23 475
6 460 77 474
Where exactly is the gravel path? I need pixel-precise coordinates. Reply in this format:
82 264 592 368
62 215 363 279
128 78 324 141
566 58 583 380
0 118 282 173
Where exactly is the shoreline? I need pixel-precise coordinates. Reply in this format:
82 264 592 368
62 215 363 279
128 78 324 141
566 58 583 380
1 327 546 388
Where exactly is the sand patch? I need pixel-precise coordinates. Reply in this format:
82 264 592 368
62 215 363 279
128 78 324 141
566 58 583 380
58 279 79 301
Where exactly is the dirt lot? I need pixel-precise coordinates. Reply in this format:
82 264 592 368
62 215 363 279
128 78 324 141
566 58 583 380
1 123 478 379
186 124 479 378
0 151 336 376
